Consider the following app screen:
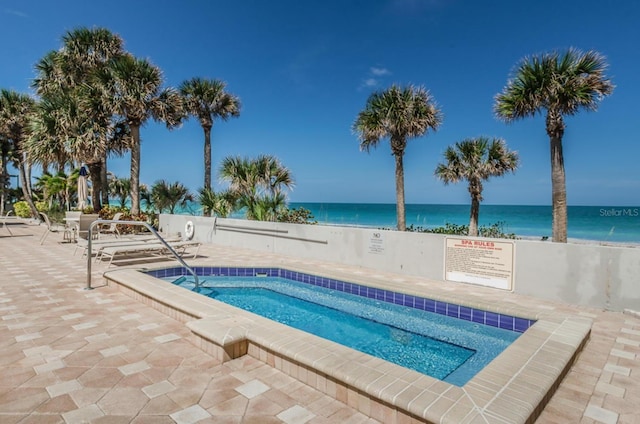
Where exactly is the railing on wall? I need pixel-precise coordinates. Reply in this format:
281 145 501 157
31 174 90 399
214 221 328 245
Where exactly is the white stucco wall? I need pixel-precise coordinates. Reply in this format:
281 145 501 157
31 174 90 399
160 214 640 312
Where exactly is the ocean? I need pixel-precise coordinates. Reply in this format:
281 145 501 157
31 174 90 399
287 203 640 244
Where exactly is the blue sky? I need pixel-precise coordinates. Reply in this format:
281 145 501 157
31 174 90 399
2 0 638 206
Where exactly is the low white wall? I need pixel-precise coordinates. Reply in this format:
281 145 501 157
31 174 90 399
160 214 640 312
514 241 639 311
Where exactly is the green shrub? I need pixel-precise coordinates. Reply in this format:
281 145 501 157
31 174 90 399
406 222 469 235
407 221 517 239
478 221 517 239
277 207 317 224
12 201 31 218
35 201 48 212
98 205 129 219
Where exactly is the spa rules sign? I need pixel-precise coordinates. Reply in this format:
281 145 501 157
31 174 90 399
444 237 515 290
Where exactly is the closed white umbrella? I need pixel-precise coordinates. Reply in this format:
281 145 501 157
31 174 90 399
77 166 89 209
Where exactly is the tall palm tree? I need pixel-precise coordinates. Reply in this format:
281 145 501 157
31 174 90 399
494 49 613 242
29 27 127 212
150 180 193 214
1 135 14 215
435 137 519 236
0 89 39 218
97 54 184 215
180 77 241 208
353 85 442 231
219 155 294 221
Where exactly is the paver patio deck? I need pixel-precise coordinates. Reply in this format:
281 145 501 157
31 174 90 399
1 220 638 423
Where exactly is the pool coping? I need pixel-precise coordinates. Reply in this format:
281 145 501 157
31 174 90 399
103 263 592 424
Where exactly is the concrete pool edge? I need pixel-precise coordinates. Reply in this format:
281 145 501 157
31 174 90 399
102 265 592 424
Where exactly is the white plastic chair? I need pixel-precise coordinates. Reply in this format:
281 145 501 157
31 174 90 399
98 212 123 238
64 211 82 242
39 212 66 245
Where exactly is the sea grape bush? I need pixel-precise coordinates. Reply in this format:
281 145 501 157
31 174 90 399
406 221 517 239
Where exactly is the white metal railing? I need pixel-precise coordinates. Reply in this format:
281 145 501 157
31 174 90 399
214 221 328 244
85 219 199 290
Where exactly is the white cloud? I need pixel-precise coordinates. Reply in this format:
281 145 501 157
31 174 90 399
358 66 392 90
4 9 28 18
363 78 379 87
370 67 391 76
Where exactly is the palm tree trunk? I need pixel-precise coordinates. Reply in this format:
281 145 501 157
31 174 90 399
100 154 109 207
550 135 568 242
130 124 141 216
1 145 8 216
18 161 39 219
87 162 102 213
469 193 480 237
394 153 406 231
203 125 212 217
468 178 483 237
24 154 32 198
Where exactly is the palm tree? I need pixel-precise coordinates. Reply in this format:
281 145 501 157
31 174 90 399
97 54 184 215
150 180 193 214
219 155 294 221
108 175 131 208
180 77 240 209
0 136 11 215
494 49 613 242
251 193 287 222
0 89 39 218
353 85 442 231
198 187 237 218
435 137 519 236
35 171 70 211
29 27 127 212
139 183 152 213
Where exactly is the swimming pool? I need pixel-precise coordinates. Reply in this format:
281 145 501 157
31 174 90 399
105 262 591 423
165 274 521 386
155 268 531 386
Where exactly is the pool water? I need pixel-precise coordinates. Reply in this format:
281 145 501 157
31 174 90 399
168 276 520 386
213 286 471 379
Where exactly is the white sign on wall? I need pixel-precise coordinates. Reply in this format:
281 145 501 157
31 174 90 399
444 237 515 290
368 231 385 255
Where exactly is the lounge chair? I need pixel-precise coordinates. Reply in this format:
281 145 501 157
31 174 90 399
75 234 182 257
2 211 17 236
39 212 73 245
98 240 201 267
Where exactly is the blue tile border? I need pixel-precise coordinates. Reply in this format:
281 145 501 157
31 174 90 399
146 266 536 333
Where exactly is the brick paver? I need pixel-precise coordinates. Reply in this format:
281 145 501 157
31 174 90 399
1 220 638 423
0 222 378 423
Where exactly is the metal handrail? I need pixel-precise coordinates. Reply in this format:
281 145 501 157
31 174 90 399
214 222 289 233
215 223 328 244
85 219 199 290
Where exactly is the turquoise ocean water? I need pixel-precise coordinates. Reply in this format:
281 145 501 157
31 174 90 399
287 203 640 244
164 201 640 243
